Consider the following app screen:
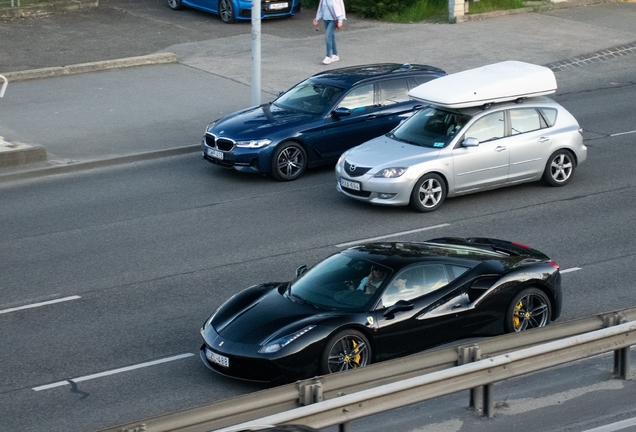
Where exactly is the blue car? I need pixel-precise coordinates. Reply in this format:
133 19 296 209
168 0 301 23
202 64 446 181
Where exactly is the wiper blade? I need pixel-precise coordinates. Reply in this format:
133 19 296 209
290 293 321 309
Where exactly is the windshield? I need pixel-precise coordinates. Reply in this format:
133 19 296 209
289 253 392 311
274 80 344 114
390 106 471 148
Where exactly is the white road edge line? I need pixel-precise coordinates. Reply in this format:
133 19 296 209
0 295 82 315
336 223 451 248
610 130 636 137
561 267 582 274
32 353 195 391
583 416 636 432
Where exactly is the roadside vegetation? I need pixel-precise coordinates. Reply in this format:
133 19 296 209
302 0 525 21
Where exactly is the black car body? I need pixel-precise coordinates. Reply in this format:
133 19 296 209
201 63 446 181
200 238 561 383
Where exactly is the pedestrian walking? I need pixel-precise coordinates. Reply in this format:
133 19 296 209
313 0 346 65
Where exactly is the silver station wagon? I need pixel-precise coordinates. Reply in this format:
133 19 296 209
335 61 587 212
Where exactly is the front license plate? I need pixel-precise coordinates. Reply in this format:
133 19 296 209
206 147 223 160
340 178 361 191
206 348 230 368
268 2 288 10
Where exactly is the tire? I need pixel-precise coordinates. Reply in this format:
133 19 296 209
219 0 236 23
409 173 447 212
505 287 551 333
321 329 371 375
542 149 576 187
271 142 307 181
168 0 185 10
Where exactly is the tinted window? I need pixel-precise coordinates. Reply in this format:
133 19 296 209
377 78 409 106
275 81 343 114
337 84 375 112
391 106 470 148
381 264 449 307
510 108 541 135
465 111 505 143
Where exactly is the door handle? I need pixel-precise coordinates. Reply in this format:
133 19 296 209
365 115 377 120
538 137 550 143
451 304 462 310
495 146 506 152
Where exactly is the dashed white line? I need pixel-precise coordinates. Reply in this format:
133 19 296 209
610 130 636 137
336 223 451 248
583 416 636 432
561 267 582 274
0 295 81 315
32 353 195 391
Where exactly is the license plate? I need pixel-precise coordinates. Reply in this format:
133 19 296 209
206 348 230 368
206 147 223 160
340 178 361 191
268 2 288 10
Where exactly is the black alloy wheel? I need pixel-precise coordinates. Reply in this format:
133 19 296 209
505 287 551 333
168 0 185 9
271 142 307 181
219 0 236 23
321 329 371 374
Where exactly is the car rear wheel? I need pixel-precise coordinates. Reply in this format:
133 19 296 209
505 287 551 333
543 149 575 186
271 141 307 181
219 0 236 23
168 0 185 10
321 329 371 374
409 173 446 212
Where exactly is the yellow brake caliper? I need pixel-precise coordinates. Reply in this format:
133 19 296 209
350 340 361 367
513 300 523 330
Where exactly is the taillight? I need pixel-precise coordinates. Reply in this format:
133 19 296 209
512 241 531 249
549 261 560 270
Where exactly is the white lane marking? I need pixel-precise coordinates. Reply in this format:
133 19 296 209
32 353 195 391
610 130 636 137
0 295 81 315
336 223 451 248
561 267 582 274
583 416 636 432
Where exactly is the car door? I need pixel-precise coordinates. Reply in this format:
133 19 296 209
507 107 554 182
451 110 510 193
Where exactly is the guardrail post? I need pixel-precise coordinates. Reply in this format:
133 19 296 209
297 378 323 406
458 345 484 412
603 313 631 380
482 383 494 418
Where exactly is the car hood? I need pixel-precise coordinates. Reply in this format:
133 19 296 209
345 135 442 167
212 103 320 139
214 287 330 345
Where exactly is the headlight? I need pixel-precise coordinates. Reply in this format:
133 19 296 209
374 167 408 178
206 121 218 134
258 325 316 354
235 139 272 148
337 150 350 167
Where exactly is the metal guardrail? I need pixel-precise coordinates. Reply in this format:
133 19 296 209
100 307 636 432
0 75 7 98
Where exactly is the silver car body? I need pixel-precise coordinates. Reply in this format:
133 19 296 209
335 96 587 210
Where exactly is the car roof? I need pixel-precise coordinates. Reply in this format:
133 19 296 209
450 96 561 116
309 63 446 88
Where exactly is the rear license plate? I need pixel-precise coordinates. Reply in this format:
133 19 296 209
340 178 361 191
206 147 223 160
206 348 229 368
268 2 288 10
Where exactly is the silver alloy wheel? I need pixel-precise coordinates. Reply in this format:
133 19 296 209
410 173 446 212
325 333 370 373
510 290 550 332
273 142 307 181
219 0 234 23
549 153 573 183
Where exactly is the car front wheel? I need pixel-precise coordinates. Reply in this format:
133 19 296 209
321 329 371 374
271 142 307 181
168 0 185 10
219 0 236 23
505 287 551 333
409 173 446 212
543 149 576 186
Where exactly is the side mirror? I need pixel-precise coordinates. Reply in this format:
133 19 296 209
383 300 414 319
462 137 480 147
296 265 308 278
332 107 352 118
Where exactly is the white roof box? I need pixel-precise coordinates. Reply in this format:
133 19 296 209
409 61 557 109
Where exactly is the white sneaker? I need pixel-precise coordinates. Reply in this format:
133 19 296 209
331 55 339 62
322 56 332 65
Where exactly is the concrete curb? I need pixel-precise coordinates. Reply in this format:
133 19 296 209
1 52 177 82
0 142 47 168
0 144 200 183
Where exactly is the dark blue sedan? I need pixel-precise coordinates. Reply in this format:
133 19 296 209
168 0 301 23
201 64 446 181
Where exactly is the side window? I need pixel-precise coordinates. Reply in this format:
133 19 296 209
509 108 542 135
377 78 409 106
464 111 505 143
381 264 449 308
336 84 375 112
448 265 470 280
538 108 558 127
409 76 436 88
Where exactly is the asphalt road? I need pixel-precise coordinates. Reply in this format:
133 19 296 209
1 54 636 431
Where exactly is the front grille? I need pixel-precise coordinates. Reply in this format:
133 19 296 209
344 161 371 177
342 186 371 198
216 138 235 151
204 134 215 147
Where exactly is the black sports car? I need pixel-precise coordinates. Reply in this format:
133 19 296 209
200 238 562 383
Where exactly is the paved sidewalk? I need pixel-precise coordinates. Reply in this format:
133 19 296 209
0 0 635 181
